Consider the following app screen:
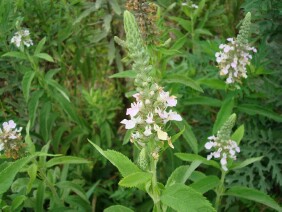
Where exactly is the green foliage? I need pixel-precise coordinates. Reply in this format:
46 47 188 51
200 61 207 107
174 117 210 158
225 186 282 211
161 184 216 212
0 0 281 211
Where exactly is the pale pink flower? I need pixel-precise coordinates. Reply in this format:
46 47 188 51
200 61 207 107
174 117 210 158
126 101 142 117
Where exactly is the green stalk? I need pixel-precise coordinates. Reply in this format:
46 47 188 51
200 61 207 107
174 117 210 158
150 157 162 212
215 171 227 211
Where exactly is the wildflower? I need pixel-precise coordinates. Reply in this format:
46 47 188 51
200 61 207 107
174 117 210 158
191 4 198 9
0 120 25 159
205 135 240 171
215 38 256 84
215 13 256 85
10 29 33 48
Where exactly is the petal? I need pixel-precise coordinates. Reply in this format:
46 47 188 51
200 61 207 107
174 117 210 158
205 142 213 150
157 129 168 140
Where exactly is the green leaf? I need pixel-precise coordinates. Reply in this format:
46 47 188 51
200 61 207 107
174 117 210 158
190 176 220 194
163 75 204 93
109 70 137 78
46 156 90 168
0 155 36 194
230 156 263 170
34 53 54 62
28 90 44 127
22 71 35 102
183 96 222 107
161 184 216 212
174 121 198 154
231 124 244 144
27 164 37 194
198 78 226 90
225 186 282 211
35 37 46 54
2 51 27 60
166 161 201 187
35 181 45 212
89 140 141 177
47 79 70 101
104 205 134 212
213 97 234 134
175 153 221 169
57 181 89 203
237 104 282 122
119 172 152 188
11 195 26 210
109 0 121 15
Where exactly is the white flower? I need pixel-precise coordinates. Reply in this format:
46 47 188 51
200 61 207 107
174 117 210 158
215 38 256 84
10 29 33 48
191 4 198 8
205 141 214 150
167 110 182 122
144 125 152 136
121 119 136 129
146 113 154 124
3 120 17 132
126 101 142 117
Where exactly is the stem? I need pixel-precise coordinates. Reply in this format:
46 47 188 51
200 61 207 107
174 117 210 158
215 171 227 211
150 157 162 212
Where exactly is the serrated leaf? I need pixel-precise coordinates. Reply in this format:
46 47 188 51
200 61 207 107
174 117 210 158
22 71 35 102
104 205 134 212
230 156 263 170
175 153 221 169
89 140 141 177
119 172 152 188
27 164 37 193
109 70 137 78
0 154 36 194
213 97 234 134
164 75 204 93
34 53 54 62
166 161 201 187
231 124 244 144
225 186 282 211
161 184 216 212
190 176 220 194
46 156 90 168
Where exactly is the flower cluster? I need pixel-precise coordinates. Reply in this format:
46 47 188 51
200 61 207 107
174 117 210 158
0 120 24 159
181 1 198 9
121 83 182 151
205 135 240 171
215 38 257 84
11 29 33 48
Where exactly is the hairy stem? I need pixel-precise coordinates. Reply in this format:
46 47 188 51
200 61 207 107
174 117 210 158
215 171 226 211
150 158 162 212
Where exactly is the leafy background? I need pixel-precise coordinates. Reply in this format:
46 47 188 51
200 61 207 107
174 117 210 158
0 0 281 211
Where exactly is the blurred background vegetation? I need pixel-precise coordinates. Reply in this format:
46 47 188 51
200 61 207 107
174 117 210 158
0 0 281 211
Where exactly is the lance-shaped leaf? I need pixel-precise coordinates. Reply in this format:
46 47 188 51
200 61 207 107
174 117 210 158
89 140 141 177
225 186 281 211
161 184 216 212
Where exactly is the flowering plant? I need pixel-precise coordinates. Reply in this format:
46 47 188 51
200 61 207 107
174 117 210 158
215 13 257 85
